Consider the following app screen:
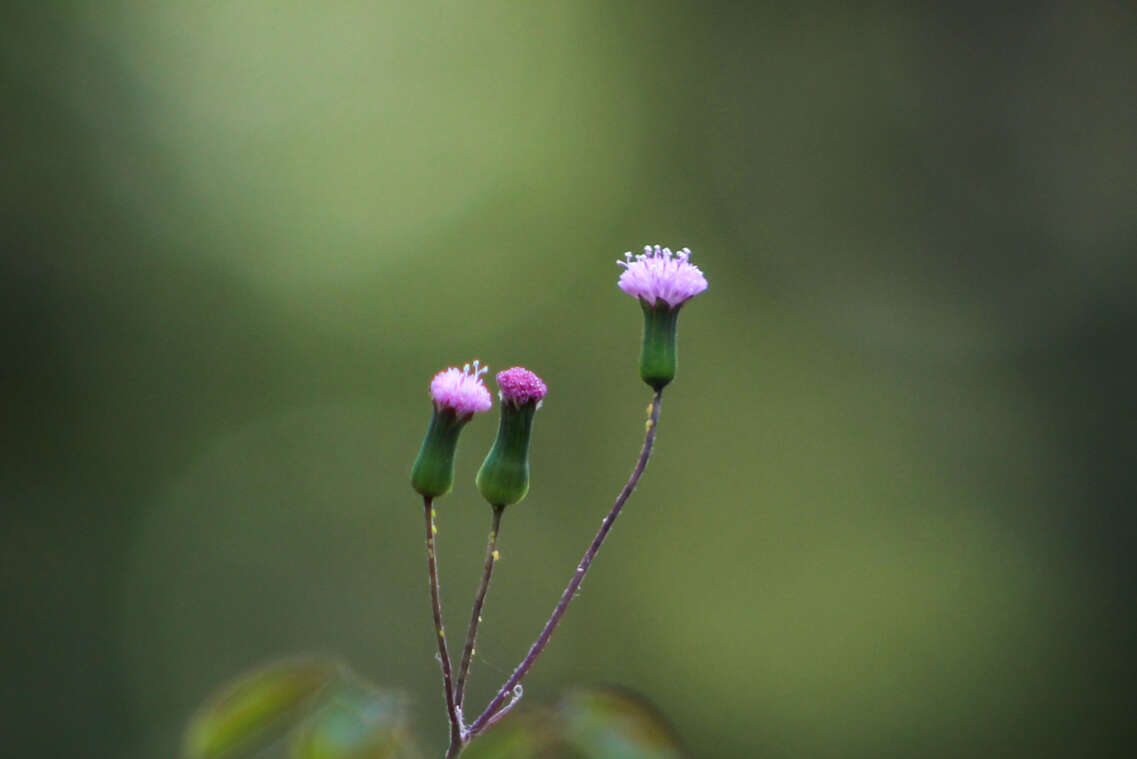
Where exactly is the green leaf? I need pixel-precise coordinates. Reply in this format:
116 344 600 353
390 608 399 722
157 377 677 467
291 680 419 759
184 657 342 759
556 687 684 759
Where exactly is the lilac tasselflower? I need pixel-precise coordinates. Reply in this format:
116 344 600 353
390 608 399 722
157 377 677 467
617 245 708 309
617 245 708 390
412 361 492 499
495 366 548 408
477 367 547 508
430 361 493 418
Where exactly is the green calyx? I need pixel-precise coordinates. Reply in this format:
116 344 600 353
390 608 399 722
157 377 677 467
476 400 538 507
639 301 681 391
411 408 470 498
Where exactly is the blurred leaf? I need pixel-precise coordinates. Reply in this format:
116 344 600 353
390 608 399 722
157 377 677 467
291 680 419 759
461 708 561 759
184 657 342 759
556 687 684 759
463 689 684 759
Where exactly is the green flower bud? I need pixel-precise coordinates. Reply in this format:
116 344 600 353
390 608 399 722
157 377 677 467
411 408 469 498
638 301 681 391
476 368 547 507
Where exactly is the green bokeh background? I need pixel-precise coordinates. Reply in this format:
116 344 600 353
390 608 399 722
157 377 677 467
4 2 1135 757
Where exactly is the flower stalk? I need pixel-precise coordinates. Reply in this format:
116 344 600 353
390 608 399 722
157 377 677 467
423 497 463 756
410 361 493 758
454 504 504 708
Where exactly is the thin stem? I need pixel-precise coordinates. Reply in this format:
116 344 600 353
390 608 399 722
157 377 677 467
455 504 505 708
424 497 463 756
467 390 663 738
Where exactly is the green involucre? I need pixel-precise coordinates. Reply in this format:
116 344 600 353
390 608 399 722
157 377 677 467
476 401 538 507
411 408 469 498
639 301 681 391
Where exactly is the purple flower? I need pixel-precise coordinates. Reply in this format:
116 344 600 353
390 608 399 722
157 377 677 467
496 367 547 406
617 245 708 308
430 361 493 417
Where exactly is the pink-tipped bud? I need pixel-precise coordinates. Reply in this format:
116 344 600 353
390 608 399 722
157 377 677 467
496 367 548 407
477 367 547 506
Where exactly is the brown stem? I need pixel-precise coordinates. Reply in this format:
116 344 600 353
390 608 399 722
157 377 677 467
455 504 505 708
424 497 463 756
466 391 663 738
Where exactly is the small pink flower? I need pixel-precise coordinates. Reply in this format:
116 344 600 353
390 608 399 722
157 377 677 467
430 361 493 416
617 245 708 308
496 367 547 406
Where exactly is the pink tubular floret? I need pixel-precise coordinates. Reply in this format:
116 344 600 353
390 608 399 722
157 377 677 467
430 361 493 415
617 245 709 308
496 367 547 405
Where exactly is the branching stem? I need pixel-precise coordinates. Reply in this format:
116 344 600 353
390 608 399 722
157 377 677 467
466 390 663 738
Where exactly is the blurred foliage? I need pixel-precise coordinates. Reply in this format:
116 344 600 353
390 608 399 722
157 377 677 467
186 662 678 759
556 687 683 759
185 658 341 759
458 687 684 759
185 661 420 759
3 1 1136 758
460 710 564 759
290 679 420 759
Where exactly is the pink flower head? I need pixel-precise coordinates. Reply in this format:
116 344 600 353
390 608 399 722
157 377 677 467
430 361 493 416
617 245 708 308
496 367 547 406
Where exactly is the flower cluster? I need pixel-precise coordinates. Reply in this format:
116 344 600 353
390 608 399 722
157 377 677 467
409 244 707 753
617 245 708 308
